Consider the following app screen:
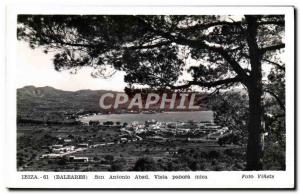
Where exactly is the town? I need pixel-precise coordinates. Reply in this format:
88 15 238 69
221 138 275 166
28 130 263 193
17 117 243 172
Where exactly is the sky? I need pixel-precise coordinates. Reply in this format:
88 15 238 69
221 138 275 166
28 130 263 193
16 41 127 92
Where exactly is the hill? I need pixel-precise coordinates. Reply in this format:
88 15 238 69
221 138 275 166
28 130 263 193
17 86 116 121
17 85 211 122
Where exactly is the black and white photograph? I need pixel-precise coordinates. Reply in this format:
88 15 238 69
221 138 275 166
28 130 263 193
4 5 295 189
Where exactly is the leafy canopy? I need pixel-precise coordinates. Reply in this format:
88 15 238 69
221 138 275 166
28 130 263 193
17 15 285 90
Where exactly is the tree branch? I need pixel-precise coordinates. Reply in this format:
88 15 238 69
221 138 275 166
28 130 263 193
241 52 285 71
260 43 285 53
135 17 249 81
262 58 285 71
126 41 172 50
43 22 102 49
258 21 285 26
178 21 242 32
178 40 249 82
167 76 241 89
264 89 285 110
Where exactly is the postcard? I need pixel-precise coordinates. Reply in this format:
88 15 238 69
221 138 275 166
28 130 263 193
5 5 295 189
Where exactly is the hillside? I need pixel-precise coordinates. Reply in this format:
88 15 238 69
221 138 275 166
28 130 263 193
17 86 116 120
17 86 211 121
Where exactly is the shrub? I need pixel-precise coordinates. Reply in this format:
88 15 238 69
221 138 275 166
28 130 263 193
109 159 127 171
132 157 159 171
208 150 221 159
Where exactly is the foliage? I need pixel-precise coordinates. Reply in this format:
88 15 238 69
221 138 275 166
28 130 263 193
208 91 249 141
104 155 114 162
132 157 160 171
103 121 114 126
17 15 284 90
109 158 127 171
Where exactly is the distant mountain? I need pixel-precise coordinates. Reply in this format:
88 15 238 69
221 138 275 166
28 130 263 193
17 85 212 121
17 86 118 120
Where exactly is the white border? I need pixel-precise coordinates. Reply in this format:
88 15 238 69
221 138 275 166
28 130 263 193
5 5 295 189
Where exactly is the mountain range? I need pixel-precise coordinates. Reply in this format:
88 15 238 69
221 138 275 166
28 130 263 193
17 86 117 120
17 85 214 121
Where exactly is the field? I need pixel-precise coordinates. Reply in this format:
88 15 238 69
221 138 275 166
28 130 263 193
17 123 247 172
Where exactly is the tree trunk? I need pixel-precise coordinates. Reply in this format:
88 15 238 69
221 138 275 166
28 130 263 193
244 15 264 170
246 83 264 170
